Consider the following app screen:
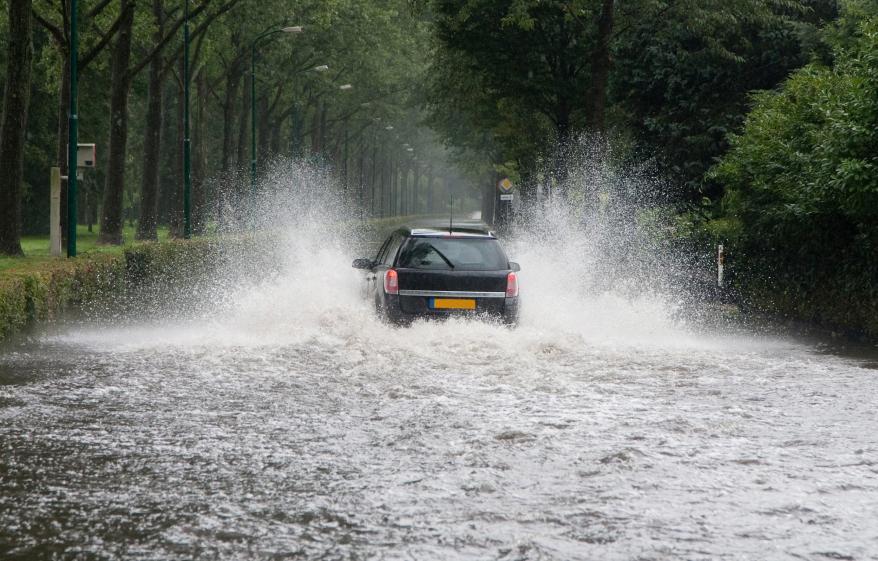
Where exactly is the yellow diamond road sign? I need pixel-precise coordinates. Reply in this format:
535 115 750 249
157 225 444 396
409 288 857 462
498 178 513 193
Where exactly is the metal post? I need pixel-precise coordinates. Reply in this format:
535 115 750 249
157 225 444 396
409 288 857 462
66 0 78 257
718 244 725 288
182 0 192 238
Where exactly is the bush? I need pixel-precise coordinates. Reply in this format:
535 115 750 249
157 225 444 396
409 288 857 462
0 239 247 341
712 10 878 336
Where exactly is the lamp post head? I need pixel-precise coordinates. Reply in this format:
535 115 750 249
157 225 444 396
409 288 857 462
314 65 329 72
282 26 303 33
339 84 353 90
385 125 394 131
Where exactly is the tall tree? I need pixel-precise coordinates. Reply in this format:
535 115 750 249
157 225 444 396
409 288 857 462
135 0 168 241
0 0 34 255
100 0 239 243
136 0 239 240
33 0 127 241
427 0 813 198
97 0 135 244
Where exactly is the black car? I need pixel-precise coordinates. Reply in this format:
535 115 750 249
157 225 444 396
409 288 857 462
353 222 520 325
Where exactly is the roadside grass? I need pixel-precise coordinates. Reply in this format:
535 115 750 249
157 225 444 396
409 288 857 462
0 226 170 274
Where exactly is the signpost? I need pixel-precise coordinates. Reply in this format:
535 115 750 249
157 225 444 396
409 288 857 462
496 177 514 229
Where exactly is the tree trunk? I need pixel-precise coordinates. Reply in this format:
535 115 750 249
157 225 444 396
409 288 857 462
88 179 97 232
136 1 167 241
413 164 420 214
98 0 135 245
319 104 328 159
370 141 378 216
220 72 240 172
342 122 349 191
236 71 250 170
382 153 389 217
396 161 402 216
0 0 33 255
269 121 281 157
289 104 303 158
169 64 185 238
136 58 165 240
357 139 365 215
587 0 614 133
389 158 395 216
192 71 207 234
221 56 241 172
402 165 409 214
309 100 321 155
257 93 270 164
426 167 433 214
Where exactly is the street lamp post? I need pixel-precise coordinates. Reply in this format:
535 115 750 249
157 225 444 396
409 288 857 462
67 0 79 257
182 0 191 239
250 26 302 221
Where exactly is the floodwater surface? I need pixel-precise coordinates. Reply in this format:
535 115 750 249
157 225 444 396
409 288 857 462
1 222 877 561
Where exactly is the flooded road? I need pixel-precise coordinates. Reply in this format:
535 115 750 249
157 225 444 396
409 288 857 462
2 293 877 559
1 213 878 560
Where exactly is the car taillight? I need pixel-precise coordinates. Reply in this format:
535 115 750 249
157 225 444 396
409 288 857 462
506 272 519 297
384 269 399 295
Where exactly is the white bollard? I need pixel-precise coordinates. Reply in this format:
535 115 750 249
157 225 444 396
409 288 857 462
50 167 62 257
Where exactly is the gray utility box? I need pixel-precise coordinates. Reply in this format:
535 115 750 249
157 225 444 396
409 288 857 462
75 143 96 168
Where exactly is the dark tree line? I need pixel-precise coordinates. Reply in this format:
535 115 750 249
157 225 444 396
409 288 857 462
0 0 34 255
424 0 838 202
0 0 457 255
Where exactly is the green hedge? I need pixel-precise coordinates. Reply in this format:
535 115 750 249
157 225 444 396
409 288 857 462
0 239 242 341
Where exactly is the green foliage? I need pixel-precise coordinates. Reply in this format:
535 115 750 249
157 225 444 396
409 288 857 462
0 235 256 340
712 8 878 336
611 0 834 202
11 0 441 238
0 252 125 339
425 0 824 197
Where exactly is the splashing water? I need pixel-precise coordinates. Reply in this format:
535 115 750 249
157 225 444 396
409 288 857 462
2 155 877 560
96 148 722 351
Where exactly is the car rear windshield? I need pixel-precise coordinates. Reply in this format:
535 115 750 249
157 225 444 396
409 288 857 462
397 237 509 271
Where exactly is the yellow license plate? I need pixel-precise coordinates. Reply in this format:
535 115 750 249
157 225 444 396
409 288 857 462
432 298 476 310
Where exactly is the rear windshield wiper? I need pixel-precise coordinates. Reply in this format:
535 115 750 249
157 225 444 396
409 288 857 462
424 243 455 269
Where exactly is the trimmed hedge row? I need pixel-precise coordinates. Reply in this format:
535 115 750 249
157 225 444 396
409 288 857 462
0 239 242 341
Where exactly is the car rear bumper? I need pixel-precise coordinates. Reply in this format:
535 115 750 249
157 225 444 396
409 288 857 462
384 293 519 325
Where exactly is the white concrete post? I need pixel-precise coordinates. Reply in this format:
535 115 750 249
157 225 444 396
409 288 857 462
50 167 62 257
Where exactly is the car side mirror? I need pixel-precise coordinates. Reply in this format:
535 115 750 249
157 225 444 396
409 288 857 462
509 261 521 272
352 258 374 270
